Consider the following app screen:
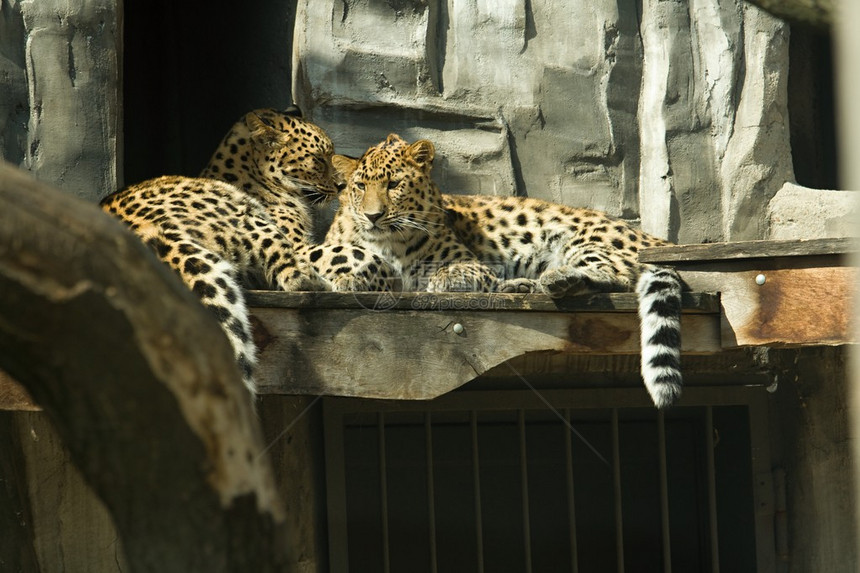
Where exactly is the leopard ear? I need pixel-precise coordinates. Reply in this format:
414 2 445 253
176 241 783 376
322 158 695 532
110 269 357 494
245 112 284 148
385 133 406 146
284 104 303 118
332 154 359 179
407 140 435 167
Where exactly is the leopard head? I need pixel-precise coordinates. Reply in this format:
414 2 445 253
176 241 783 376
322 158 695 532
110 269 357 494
244 107 339 202
333 134 441 240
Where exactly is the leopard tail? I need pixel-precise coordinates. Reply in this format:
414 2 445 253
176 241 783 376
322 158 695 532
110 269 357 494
636 267 683 408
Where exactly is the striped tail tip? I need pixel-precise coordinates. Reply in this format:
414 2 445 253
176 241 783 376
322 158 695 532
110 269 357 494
637 268 683 409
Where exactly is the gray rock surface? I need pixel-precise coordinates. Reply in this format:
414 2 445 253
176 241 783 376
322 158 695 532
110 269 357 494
294 0 797 243
0 0 121 201
767 182 859 240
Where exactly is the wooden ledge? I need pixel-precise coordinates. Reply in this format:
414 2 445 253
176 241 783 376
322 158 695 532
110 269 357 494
642 238 858 348
246 290 720 313
249 291 721 400
640 237 859 264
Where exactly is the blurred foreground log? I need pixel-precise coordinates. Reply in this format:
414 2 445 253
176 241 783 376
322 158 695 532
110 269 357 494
0 163 288 572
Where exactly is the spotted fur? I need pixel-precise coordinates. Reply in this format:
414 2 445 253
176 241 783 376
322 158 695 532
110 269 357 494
326 134 498 292
101 108 395 395
443 189 683 408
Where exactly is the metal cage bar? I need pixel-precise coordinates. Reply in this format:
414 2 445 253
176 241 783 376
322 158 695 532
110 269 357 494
471 410 485 573
518 410 533 573
425 412 438 573
378 412 390 573
658 411 672 573
705 406 720 573
612 408 625 573
564 408 579 573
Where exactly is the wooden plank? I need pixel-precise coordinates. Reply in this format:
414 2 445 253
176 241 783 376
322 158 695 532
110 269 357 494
250 308 721 400
245 290 721 314
677 264 858 347
640 237 859 264
0 289 720 409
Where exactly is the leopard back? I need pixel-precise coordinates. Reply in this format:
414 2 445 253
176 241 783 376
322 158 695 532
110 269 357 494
441 193 683 408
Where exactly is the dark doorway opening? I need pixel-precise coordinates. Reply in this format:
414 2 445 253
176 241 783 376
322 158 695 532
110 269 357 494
123 1 297 185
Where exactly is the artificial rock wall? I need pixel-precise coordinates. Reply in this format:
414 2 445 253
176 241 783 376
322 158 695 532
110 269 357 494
0 0 121 202
293 0 795 243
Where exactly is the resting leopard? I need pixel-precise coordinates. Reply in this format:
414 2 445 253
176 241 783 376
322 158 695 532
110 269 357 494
101 107 395 395
329 134 684 409
326 134 498 292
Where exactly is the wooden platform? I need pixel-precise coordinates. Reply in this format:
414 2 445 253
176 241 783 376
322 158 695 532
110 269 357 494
247 291 721 400
641 237 858 348
2 238 856 408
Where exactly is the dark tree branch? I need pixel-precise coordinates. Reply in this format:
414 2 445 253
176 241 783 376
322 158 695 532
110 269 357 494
0 163 288 572
745 0 833 30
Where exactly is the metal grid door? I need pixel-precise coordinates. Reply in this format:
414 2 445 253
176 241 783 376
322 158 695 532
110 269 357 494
324 388 774 572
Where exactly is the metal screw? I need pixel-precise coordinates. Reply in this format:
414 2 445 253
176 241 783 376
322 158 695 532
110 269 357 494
452 323 464 334
755 274 766 285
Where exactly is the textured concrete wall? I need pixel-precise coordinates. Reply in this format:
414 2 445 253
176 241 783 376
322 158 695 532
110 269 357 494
0 0 122 201
768 182 859 240
293 0 796 243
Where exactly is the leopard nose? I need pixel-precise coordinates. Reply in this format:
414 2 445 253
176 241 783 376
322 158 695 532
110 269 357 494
365 211 384 225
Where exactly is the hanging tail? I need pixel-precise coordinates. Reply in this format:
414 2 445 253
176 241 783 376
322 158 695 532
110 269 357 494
636 267 683 408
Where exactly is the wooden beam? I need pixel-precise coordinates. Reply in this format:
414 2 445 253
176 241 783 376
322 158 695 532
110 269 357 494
250 293 721 400
246 290 720 313
641 240 858 347
640 237 858 263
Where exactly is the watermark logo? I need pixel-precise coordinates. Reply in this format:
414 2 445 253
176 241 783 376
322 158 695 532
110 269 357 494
410 293 507 310
350 261 515 311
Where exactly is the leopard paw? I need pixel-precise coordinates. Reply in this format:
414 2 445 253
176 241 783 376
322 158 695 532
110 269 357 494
280 267 329 292
538 268 588 298
496 278 539 293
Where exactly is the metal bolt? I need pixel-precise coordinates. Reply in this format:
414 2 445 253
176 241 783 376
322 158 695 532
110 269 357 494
452 323 464 334
755 274 766 285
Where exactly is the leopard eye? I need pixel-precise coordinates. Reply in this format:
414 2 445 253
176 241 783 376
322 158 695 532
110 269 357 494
355 181 366 192
387 179 401 190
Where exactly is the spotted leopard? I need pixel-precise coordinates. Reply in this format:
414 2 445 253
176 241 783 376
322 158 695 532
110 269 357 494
332 134 684 409
326 134 498 292
101 108 395 395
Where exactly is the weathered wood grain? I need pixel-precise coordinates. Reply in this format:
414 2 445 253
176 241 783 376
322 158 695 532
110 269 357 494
251 307 721 399
246 290 721 313
679 263 858 347
641 237 858 263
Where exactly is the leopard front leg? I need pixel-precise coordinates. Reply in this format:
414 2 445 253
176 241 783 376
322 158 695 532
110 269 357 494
255 227 329 291
301 244 400 292
426 261 498 292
